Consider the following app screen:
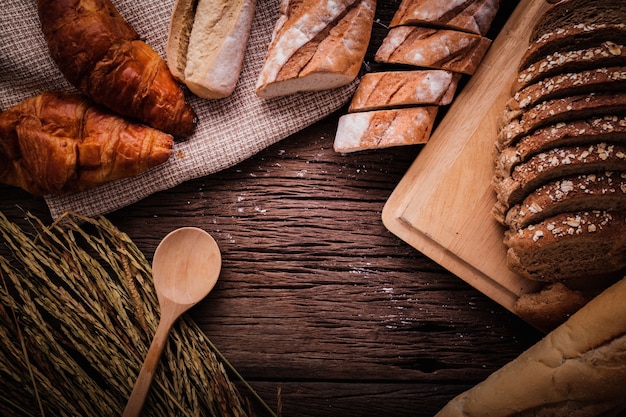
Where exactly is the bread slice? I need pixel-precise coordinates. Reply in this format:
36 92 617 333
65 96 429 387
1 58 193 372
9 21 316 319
513 41 626 93
506 67 626 115
389 0 501 36
501 172 626 229
513 282 588 332
255 0 375 99
167 0 257 99
494 142 626 213
494 115 626 176
374 26 492 75
333 106 438 153
497 92 626 149
348 70 460 112
504 210 626 282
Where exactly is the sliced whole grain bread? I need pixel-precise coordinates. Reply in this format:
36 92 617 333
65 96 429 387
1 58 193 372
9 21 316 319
513 41 626 93
374 26 492 75
348 70 460 112
494 115 626 176
389 0 501 36
494 142 626 213
506 67 626 115
497 92 626 149
520 23 626 71
501 172 626 229
504 210 626 282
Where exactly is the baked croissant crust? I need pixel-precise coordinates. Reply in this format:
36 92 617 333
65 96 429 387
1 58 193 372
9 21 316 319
0 92 173 195
37 0 197 138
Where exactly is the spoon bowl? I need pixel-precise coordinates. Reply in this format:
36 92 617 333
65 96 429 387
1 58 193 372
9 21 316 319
123 227 221 417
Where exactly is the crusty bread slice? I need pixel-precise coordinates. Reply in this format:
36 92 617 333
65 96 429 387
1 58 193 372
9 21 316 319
389 0 500 36
501 172 626 229
494 115 626 176
374 26 492 75
348 70 460 112
494 142 626 213
503 210 626 282
497 92 626 150
513 41 626 93
255 0 375 99
333 107 438 153
506 67 626 115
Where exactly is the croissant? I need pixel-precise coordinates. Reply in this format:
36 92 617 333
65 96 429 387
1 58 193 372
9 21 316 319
37 0 197 138
0 92 173 195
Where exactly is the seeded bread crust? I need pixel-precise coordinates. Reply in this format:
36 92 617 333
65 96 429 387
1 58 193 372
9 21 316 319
348 70 460 112
506 67 626 115
497 92 626 149
374 26 492 75
513 41 626 93
520 23 626 72
500 172 626 229
494 142 626 213
504 210 626 282
495 116 626 176
389 0 501 36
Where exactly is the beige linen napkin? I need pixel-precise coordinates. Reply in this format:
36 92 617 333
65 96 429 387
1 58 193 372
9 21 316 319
0 0 357 219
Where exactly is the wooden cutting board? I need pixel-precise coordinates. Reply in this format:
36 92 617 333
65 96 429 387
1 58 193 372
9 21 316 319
382 0 551 315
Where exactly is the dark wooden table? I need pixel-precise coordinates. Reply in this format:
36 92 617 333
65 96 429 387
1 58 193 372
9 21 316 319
0 2 544 416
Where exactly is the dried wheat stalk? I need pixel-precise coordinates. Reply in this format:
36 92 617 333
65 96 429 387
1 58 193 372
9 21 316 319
0 211 268 417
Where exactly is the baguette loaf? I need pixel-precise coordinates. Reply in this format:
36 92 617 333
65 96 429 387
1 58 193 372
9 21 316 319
166 0 257 99
389 0 501 36
0 92 173 195
255 0 375 99
348 70 460 112
333 107 438 153
37 0 196 138
374 26 492 75
435 275 626 416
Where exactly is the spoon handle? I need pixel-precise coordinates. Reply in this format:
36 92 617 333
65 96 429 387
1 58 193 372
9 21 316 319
123 315 175 417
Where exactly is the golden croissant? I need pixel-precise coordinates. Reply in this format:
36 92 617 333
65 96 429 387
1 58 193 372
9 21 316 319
37 0 197 138
0 92 173 195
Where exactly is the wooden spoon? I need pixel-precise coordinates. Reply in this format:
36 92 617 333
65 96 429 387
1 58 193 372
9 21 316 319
123 227 221 417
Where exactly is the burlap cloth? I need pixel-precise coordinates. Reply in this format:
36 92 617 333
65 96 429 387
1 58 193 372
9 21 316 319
0 0 357 220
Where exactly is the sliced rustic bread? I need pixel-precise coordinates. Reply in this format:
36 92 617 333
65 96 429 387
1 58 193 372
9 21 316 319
333 107 438 153
374 26 492 75
504 210 626 282
497 92 626 149
494 142 626 214
506 67 626 115
495 115 626 176
348 70 460 112
513 41 626 93
389 0 501 36
501 172 626 229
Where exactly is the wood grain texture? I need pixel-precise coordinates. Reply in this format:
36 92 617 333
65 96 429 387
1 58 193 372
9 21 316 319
0 1 543 416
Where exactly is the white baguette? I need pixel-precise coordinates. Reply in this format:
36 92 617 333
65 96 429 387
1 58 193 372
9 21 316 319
166 0 256 99
333 107 438 153
255 0 375 99
435 275 626 417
